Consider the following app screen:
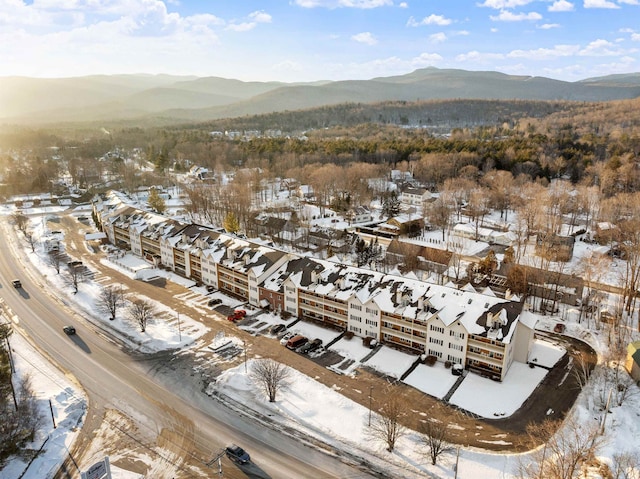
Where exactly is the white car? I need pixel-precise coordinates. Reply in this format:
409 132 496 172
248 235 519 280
279 332 295 345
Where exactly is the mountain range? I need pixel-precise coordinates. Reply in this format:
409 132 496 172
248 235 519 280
1 68 639 125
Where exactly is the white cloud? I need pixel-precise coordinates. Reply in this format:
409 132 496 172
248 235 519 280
548 0 574 11
539 23 561 29
249 11 272 23
455 50 505 62
583 0 620 8
398 2 409 7
293 0 393 8
429 32 447 43
351 31 377 45
226 10 271 32
507 44 581 59
456 30 470 36
478 0 535 8
407 14 452 26
633 33 640 41
491 27 499 32
617 0 639 4
410 52 444 66
490 10 543 21
579 38 624 55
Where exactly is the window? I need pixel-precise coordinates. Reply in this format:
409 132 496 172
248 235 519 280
428 349 442 358
447 355 462 364
429 325 444 334
365 319 378 326
352 315 362 322
449 343 464 352
351 304 362 311
429 337 443 346
366 307 378 315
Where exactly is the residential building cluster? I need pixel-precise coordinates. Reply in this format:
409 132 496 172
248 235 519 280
93 190 537 381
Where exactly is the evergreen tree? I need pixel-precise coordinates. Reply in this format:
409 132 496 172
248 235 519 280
147 188 166 214
223 211 240 234
382 191 401 219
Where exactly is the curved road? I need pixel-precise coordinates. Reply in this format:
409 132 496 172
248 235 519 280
0 219 378 479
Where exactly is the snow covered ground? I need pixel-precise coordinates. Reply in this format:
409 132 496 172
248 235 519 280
3 207 640 479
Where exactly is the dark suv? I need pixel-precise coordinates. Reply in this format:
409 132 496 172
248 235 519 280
226 444 250 464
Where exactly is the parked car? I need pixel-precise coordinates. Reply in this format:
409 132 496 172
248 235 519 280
227 309 247 322
225 444 250 464
12 279 22 288
63 326 76 335
286 335 308 350
451 363 464 376
279 332 295 345
297 338 322 354
206 285 216 293
270 323 286 335
208 298 222 307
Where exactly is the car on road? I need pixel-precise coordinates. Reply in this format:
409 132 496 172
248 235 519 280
63 326 76 335
208 298 222 307
225 444 250 464
12 279 22 288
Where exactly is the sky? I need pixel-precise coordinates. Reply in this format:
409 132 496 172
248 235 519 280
1 0 639 82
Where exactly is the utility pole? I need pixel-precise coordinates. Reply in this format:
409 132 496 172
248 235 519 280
368 385 374 426
243 340 247 373
453 446 460 479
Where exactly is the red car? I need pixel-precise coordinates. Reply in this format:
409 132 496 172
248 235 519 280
227 309 247 322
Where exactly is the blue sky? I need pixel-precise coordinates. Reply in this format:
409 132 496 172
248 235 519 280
1 0 639 81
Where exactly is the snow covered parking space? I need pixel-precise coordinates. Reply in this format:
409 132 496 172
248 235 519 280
404 362 459 399
528 338 566 368
364 345 417 379
450 362 548 418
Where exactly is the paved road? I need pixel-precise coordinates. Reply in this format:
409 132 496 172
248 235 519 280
0 217 379 479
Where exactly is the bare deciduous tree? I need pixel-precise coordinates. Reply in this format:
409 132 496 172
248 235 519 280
250 358 290 403
367 386 407 452
24 231 37 252
517 416 605 479
99 286 124 321
610 451 640 479
572 351 593 391
12 212 28 232
47 251 62 274
419 419 452 465
127 298 155 332
65 263 85 294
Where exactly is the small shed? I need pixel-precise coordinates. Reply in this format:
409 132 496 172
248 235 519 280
625 341 640 383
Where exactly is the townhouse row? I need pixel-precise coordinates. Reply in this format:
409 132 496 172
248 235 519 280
93 191 537 381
